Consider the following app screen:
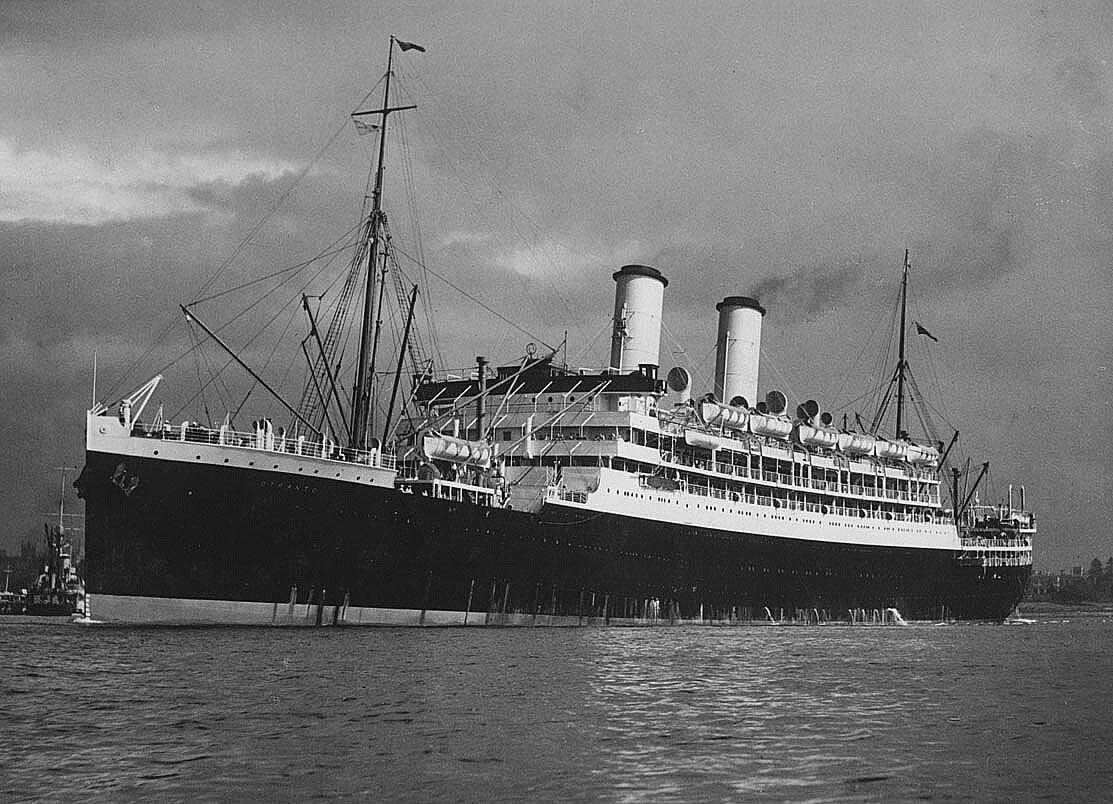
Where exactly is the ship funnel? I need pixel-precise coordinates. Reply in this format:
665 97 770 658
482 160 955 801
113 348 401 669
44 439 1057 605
714 296 765 404
666 366 692 404
610 265 668 374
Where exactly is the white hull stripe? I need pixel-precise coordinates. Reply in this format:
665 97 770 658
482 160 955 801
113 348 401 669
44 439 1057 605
81 594 886 627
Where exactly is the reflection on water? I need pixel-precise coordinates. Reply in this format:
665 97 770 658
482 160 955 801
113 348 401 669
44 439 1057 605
2 618 1111 802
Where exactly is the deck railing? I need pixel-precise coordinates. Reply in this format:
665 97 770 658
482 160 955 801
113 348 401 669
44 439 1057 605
960 537 1032 551
130 422 396 470
660 450 938 505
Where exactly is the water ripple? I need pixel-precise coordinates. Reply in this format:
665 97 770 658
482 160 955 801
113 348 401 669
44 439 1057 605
1 619 1110 801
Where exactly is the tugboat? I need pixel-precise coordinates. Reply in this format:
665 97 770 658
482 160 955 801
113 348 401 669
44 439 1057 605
0 527 83 617
25 523 83 616
2 468 84 617
16 467 84 617
0 567 26 615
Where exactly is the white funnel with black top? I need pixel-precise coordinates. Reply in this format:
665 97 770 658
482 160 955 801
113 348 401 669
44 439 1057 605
714 296 765 405
610 264 668 373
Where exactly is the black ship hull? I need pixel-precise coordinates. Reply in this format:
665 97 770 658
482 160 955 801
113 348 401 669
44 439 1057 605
77 450 1029 625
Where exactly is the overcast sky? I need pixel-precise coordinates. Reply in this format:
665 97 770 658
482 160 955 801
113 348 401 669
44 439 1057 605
1 1 1109 569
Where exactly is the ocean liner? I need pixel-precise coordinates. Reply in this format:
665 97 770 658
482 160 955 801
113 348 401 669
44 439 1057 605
76 38 1033 625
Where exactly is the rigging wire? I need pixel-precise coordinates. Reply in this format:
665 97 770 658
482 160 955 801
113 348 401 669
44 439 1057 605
392 91 444 369
106 79 386 401
828 293 897 417
167 238 351 422
197 335 236 420
658 317 696 374
759 342 802 407
394 70 579 328
187 324 213 428
831 379 895 421
152 228 354 390
188 232 361 306
391 242 557 351
865 278 904 433
569 316 615 369
229 299 303 424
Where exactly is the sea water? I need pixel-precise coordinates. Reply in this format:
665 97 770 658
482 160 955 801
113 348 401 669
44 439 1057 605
2 616 1111 802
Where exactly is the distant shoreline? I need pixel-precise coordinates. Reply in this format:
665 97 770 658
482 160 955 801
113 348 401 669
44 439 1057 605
0 615 75 626
1017 601 1113 615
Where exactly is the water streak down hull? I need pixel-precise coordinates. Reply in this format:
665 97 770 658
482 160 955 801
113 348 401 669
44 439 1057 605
79 449 1029 625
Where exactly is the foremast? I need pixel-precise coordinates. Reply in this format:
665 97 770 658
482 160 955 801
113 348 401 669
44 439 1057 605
349 36 418 451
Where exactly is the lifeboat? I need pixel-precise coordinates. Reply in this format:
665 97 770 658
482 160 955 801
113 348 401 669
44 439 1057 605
874 439 909 462
837 432 876 456
796 423 839 450
698 400 748 430
420 432 493 467
685 429 726 451
906 443 940 466
749 412 793 439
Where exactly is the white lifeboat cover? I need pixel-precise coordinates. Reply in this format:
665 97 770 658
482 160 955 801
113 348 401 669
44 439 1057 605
698 400 748 430
685 429 726 451
838 432 876 456
420 432 493 468
875 439 909 462
906 443 940 466
749 413 793 439
797 424 839 449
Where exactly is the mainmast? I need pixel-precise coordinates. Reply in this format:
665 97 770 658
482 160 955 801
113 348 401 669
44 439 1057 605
895 248 909 439
349 36 418 450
